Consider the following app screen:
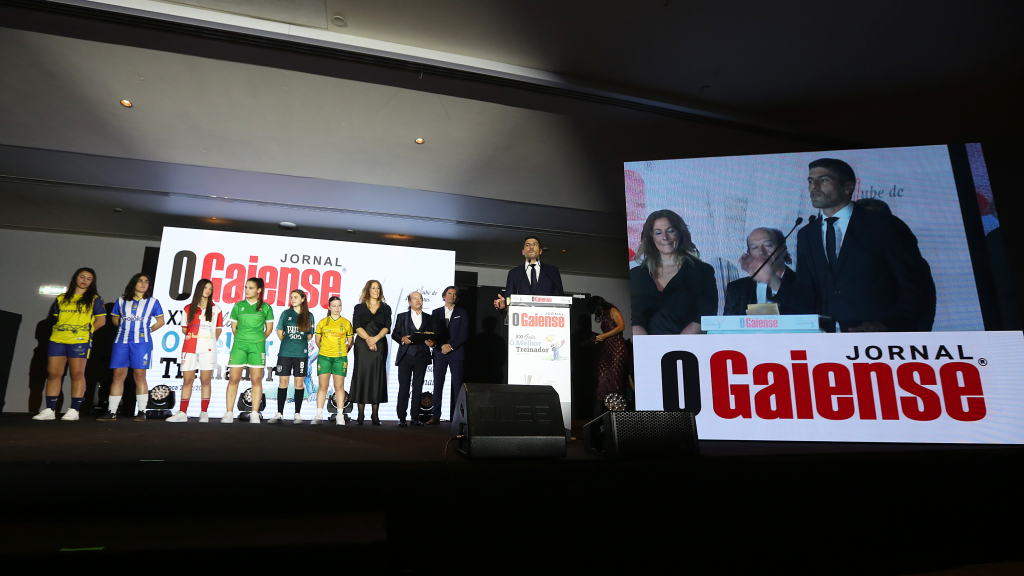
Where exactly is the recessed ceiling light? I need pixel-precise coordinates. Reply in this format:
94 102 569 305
561 249 567 252
332 15 347 27
346 230 356 234
384 234 411 239
120 99 133 107
211 217 217 220
279 221 297 230
113 207 123 213
415 138 425 144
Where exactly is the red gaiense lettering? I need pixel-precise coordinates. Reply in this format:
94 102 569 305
790 353 814 419
710 351 751 419
939 363 987 422
257 266 278 304
812 363 855 420
320 271 342 308
201 252 225 302
300 269 321 307
277 268 300 307
853 363 900 420
222 263 246 303
753 363 793 419
896 363 941 421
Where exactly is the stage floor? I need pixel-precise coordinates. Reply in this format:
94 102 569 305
1 413 1022 573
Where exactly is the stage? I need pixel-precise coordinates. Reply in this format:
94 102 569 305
1 413 1022 573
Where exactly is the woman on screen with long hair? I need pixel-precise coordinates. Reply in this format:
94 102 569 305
349 280 391 425
167 279 223 423
629 209 717 335
268 289 315 424
34 267 106 421
312 296 354 425
97 273 165 421
223 278 274 424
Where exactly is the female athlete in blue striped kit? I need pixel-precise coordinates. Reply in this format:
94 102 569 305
97 273 165 421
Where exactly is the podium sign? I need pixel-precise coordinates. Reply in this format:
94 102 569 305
702 314 835 334
507 295 572 428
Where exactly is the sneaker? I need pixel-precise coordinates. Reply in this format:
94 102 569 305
268 412 284 424
198 412 210 423
311 415 322 425
166 411 188 423
32 408 55 421
250 413 260 424
134 411 147 422
61 409 80 421
336 415 345 426
96 410 117 421
293 413 303 424
221 412 233 424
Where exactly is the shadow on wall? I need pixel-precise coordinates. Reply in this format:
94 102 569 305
27 301 117 413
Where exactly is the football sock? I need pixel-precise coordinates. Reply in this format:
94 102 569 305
277 388 287 414
45 396 58 410
294 388 304 413
136 394 149 414
70 397 83 411
200 398 210 412
180 399 190 413
107 395 121 414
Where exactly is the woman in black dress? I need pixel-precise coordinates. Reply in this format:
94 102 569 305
350 279 392 425
630 209 717 335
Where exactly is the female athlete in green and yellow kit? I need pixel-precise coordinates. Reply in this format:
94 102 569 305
223 277 274 424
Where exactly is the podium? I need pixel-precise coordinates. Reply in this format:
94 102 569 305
507 295 573 429
701 314 836 334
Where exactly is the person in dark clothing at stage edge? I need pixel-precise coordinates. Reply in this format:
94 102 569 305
493 235 564 310
744 158 936 332
725 227 797 315
630 209 717 335
391 291 435 427
429 286 467 425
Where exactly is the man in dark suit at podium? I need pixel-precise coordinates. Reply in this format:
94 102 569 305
725 227 797 315
428 286 468 425
392 291 435 426
493 235 565 311
745 158 935 332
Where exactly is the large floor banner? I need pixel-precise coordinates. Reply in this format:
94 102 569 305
150 227 455 421
634 332 1024 443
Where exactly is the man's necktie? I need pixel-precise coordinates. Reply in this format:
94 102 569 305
529 264 537 290
825 217 839 270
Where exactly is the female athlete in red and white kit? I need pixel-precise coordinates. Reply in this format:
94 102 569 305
167 279 223 423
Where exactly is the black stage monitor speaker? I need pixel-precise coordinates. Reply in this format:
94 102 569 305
451 383 566 458
584 411 699 457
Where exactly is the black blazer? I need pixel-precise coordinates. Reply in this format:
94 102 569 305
774 204 936 332
724 266 797 316
391 310 435 365
505 262 564 297
431 305 468 362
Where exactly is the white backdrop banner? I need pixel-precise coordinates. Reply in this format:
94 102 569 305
150 227 455 421
633 332 1024 443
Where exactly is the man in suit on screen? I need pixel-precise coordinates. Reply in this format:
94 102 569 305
493 235 564 311
725 227 797 315
744 158 935 332
429 286 468 424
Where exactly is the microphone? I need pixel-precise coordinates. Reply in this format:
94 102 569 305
747 217 806 281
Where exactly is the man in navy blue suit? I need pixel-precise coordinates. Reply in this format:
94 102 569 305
493 235 565 311
428 286 468 425
745 158 935 332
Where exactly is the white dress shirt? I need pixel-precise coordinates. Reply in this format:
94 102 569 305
411 309 422 330
524 261 542 286
820 202 854 261
444 305 454 322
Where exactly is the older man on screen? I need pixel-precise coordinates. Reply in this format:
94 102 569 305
729 227 797 315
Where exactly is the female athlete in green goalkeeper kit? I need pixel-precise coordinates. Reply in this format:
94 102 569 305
223 278 274 424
